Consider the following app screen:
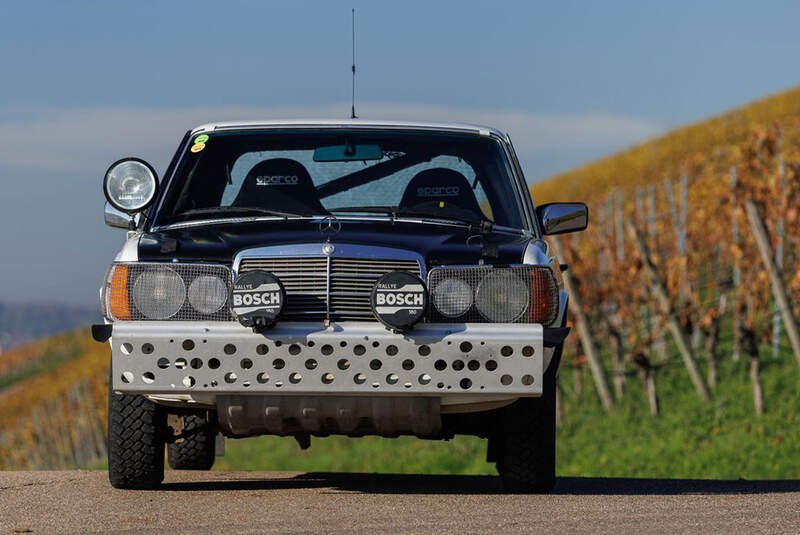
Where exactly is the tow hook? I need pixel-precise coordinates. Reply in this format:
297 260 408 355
166 414 212 444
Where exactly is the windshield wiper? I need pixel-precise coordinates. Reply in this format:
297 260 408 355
177 206 310 218
331 206 494 232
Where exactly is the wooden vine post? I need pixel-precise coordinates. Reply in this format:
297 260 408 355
740 326 764 416
646 185 667 362
703 295 726 390
730 167 742 362
632 353 659 416
744 200 800 366
550 236 615 412
628 222 711 402
772 156 787 358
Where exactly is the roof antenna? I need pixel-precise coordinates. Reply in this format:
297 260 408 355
350 8 357 119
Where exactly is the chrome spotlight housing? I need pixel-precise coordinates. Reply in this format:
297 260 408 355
103 158 158 213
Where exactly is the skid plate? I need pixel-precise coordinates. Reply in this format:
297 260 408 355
110 321 543 396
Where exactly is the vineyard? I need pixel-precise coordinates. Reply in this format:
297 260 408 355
539 93 800 421
0 331 108 469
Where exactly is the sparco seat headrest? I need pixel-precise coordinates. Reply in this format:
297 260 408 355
399 168 484 221
232 158 328 215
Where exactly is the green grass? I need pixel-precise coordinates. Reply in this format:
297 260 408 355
215 435 494 474
556 334 800 480
217 327 800 479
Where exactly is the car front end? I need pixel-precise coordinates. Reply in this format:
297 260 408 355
96 120 586 491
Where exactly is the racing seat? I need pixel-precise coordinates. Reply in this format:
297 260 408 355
399 168 485 221
232 158 328 215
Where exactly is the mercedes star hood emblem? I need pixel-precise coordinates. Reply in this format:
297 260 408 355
319 216 342 235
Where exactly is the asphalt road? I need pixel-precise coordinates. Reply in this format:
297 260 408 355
2 471 800 534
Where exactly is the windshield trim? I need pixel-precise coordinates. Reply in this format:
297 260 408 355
488 131 536 236
501 132 540 237
151 214 527 236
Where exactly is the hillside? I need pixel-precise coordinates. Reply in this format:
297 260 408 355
0 330 108 469
524 84 800 479
531 85 800 202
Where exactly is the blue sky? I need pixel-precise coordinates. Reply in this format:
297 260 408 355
1 0 799 306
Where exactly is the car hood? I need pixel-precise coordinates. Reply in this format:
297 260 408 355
138 219 530 268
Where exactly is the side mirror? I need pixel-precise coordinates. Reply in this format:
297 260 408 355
103 158 159 229
105 202 132 229
536 202 588 235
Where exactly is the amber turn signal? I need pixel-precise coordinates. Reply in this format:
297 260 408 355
108 265 131 321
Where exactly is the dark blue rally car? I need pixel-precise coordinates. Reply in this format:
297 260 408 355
96 119 587 492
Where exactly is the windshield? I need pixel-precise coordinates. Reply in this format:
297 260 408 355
154 129 527 229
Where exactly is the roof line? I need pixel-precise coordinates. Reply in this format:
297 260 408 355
189 119 504 138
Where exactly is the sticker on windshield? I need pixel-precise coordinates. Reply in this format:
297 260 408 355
190 142 206 153
194 134 209 144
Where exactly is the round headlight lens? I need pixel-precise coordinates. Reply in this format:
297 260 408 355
132 267 185 319
188 275 228 315
432 278 473 318
475 271 530 322
104 159 157 212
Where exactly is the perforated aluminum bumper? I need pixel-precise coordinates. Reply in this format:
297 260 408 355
110 321 544 396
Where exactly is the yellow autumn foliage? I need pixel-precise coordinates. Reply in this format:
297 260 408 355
0 331 108 431
531 85 800 203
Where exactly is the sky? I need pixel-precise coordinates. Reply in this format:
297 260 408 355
1 0 800 306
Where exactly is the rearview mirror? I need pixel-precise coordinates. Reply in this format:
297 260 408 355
536 202 588 235
313 143 383 162
104 202 131 229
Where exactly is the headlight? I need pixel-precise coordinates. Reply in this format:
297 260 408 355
104 158 158 213
103 263 233 321
428 266 558 324
188 275 228 314
132 267 185 319
475 270 530 322
432 277 473 318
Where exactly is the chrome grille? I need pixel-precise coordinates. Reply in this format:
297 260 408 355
238 256 422 321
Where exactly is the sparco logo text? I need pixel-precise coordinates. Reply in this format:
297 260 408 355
417 186 459 197
255 175 299 186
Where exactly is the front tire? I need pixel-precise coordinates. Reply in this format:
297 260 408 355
496 385 556 492
108 388 166 490
495 339 561 493
167 414 216 470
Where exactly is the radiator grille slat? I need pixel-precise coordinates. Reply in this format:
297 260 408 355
238 256 421 321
